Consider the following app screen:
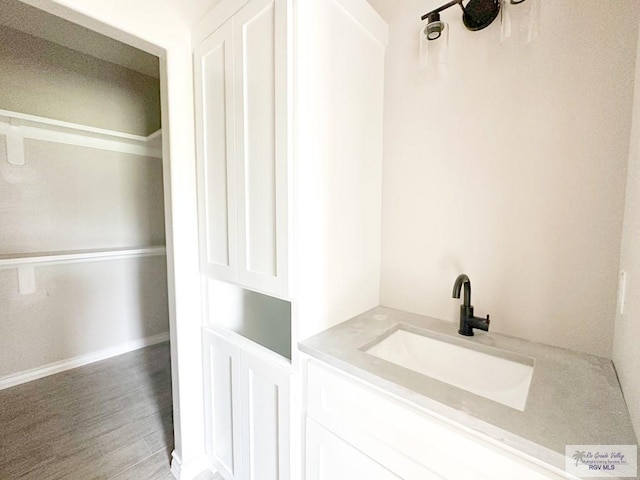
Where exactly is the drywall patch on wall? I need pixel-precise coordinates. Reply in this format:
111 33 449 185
0 24 160 135
379 0 640 357
613 19 640 444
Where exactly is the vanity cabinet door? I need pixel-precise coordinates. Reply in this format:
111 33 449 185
306 418 402 480
240 348 291 480
203 327 291 480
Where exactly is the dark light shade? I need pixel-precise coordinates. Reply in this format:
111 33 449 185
462 0 500 31
421 0 506 36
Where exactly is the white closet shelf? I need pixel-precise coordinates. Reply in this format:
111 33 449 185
0 108 162 162
0 246 166 269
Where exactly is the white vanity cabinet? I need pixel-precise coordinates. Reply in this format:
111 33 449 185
203 327 291 480
303 358 571 480
194 0 289 299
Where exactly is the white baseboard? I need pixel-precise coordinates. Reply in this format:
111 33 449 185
0 332 170 391
171 450 212 480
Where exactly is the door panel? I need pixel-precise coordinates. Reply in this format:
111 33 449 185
241 2 276 276
242 351 291 480
195 21 238 282
234 0 289 298
203 329 243 479
204 327 291 480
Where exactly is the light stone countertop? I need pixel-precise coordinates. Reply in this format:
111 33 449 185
299 306 638 476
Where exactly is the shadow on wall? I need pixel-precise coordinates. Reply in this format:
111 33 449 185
207 279 292 360
131 342 175 460
132 255 174 459
239 288 292 359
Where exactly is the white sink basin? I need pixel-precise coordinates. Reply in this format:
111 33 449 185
364 327 534 411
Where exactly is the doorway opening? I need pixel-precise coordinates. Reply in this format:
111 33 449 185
0 0 178 477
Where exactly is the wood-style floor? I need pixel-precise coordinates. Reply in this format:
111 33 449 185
0 342 216 480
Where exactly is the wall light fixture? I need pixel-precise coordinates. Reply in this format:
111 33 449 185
419 0 539 70
422 0 501 37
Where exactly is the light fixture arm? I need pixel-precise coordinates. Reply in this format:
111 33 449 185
421 0 463 22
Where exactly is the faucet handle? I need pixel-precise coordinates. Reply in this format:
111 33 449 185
486 314 490 324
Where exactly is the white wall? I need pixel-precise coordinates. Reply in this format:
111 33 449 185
0 24 160 136
614 24 640 444
376 0 639 357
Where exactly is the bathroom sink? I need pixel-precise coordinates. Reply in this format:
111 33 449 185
363 326 534 411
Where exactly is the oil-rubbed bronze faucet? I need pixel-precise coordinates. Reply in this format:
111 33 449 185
452 274 490 336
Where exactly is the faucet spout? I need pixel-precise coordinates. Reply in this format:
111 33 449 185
452 273 471 307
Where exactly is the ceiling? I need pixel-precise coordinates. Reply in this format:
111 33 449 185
164 0 225 28
0 0 160 78
0 0 390 79
365 0 399 22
